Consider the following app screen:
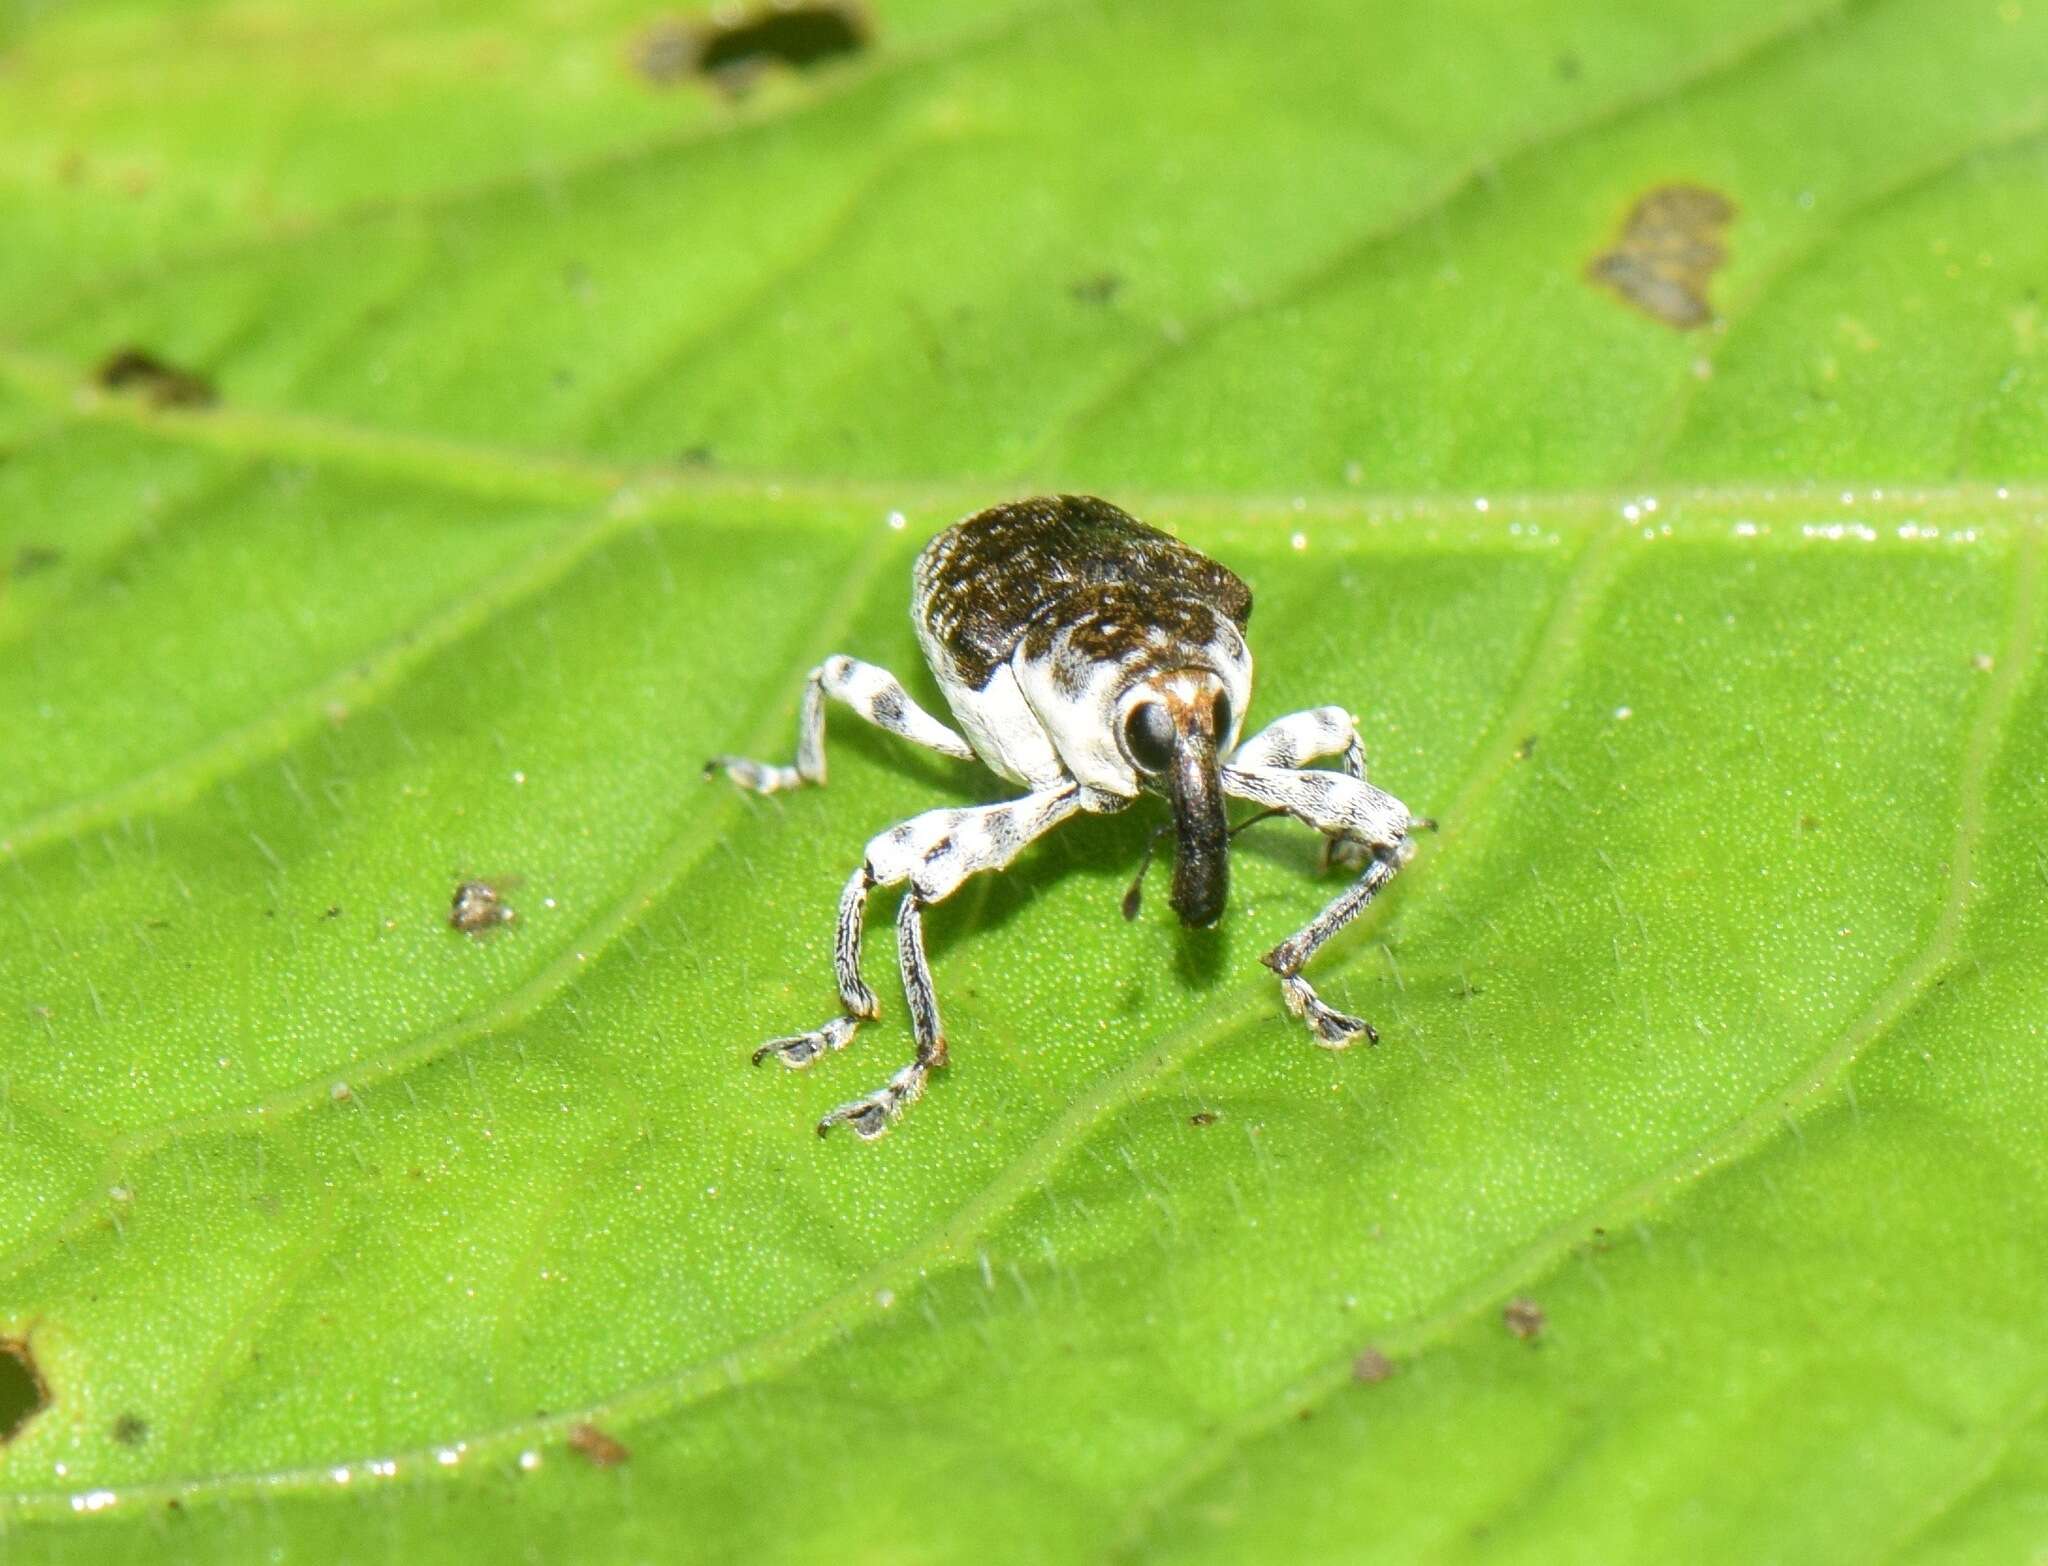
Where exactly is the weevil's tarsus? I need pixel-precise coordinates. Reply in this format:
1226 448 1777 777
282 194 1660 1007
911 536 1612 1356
706 654 974 794
753 1012 859 1068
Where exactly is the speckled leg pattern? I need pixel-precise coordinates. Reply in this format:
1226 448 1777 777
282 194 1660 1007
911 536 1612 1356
705 655 976 794
782 786 1083 1139
1229 705 1366 778
1229 705 1376 871
1221 763 1416 1048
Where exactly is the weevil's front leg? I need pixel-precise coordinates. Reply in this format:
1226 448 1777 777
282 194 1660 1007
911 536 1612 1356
1229 707 1378 870
1223 763 1416 1048
706 655 977 794
815 785 1082 1139
1229 705 1366 779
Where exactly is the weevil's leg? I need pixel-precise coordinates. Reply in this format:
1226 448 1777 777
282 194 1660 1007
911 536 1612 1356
1222 764 1417 1048
706 655 977 794
1229 706 1366 779
751 867 883 1068
1229 707 1374 870
816 785 1082 1139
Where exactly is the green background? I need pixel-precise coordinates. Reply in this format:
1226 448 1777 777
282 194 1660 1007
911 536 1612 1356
2 0 2046 1559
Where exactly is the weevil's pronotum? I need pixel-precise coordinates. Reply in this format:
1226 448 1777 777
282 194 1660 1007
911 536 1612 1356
707 495 1423 1139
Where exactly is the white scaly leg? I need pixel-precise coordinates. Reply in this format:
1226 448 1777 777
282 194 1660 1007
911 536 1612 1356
758 785 1083 1138
1222 763 1417 1048
706 655 976 794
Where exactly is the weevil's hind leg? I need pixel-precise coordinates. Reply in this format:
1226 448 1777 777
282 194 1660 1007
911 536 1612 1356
1221 763 1417 1048
812 786 1082 1139
706 655 978 794
752 868 882 1068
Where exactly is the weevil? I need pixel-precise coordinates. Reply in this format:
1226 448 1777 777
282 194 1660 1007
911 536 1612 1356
707 495 1423 1139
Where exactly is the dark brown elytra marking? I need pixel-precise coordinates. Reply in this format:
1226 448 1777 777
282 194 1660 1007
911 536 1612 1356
916 494 1250 691
0 1338 50 1444
94 346 217 409
1586 184 1736 330
633 3 868 93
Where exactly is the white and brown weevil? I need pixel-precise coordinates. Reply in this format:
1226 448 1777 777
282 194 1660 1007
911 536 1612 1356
707 495 1423 1139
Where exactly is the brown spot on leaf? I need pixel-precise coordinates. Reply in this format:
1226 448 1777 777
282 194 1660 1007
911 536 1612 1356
1586 184 1736 330
8 544 62 579
633 3 869 95
112 1412 149 1445
0 1339 50 1444
1188 1110 1218 1127
568 1422 631 1467
1069 272 1123 306
1513 734 1539 761
1352 1347 1395 1383
1503 1297 1547 1342
94 347 218 408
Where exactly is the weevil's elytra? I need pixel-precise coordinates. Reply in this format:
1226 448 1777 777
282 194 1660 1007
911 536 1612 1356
707 494 1421 1140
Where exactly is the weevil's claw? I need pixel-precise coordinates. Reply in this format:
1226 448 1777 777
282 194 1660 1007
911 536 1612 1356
815 1052 938 1140
752 1014 860 1069
1310 1006 1377 1049
818 1094 896 1140
1278 973 1378 1050
704 755 806 794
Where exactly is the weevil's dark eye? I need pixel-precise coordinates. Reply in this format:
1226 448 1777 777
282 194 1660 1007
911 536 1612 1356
1124 701 1175 773
1212 691 1233 744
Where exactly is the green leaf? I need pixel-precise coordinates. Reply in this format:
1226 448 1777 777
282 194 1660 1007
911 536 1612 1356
3 0 2046 1560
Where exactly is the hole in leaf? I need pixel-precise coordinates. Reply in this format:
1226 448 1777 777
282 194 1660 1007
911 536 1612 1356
93 346 218 409
1585 184 1736 330
636 3 870 93
0 1339 51 1443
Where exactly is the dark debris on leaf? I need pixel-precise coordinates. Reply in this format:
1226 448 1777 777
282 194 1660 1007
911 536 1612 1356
633 3 869 96
1586 184 1736 330
94 347 218 409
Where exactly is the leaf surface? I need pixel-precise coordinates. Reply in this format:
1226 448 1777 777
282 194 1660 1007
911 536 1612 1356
2 1 2046 1560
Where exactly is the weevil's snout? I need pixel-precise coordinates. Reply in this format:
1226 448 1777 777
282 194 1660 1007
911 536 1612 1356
1122 672 1233 928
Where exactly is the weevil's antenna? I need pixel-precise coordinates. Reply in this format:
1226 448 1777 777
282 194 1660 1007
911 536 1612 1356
1120 821 1175 921
1121 808 1292 921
